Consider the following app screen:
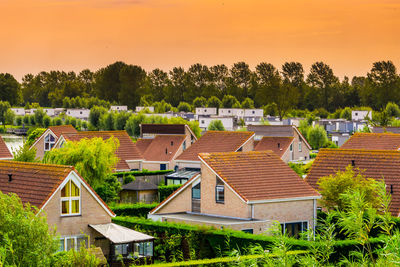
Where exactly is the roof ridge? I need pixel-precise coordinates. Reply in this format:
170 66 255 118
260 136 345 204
322 148 400 154
0 160 74 170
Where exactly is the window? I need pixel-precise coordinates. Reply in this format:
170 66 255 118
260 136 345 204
115 243 130 256
61 180 80 215
59 235 88 251
281 221 308 238
237 146 243 152
289 143 293 152
201 120 205 124
192 183 201 199
252 111 255 114
182 140 186 151
160 164 167 170
298 141 302 152
166 178 187 185
134 241 153 257
242 229 253 234
44 134 56 151
215 177 224 203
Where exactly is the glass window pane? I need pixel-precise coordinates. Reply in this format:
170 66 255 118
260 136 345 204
66 238 74 251
59 238 65 251
167 179 173 186
72 200 80 213
62 200 70 214
77 236 88 250
71 182 80 197
61 181 70 197
173 179 181 185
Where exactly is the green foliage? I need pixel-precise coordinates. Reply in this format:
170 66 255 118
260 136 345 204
263 102 278 116
43 115 51 128
340 107 352 120
15 116 22 126
0 191 58 266
315 108 329 119
123 174 135 185
306 125 328 149
43 137 119 188
99 111 115 130
241 97 255 109
221 95 240 108
94 174 122 203
385 102 400 117
0 74 21 106
0 101 11 127
317 165 381 211
109 202 159 217
88 105 107 130
288 161 313 177
4 109 15 125
112 169 173 179
192 96 207 108
12 145 37 162
34 108 46 127
206 96 222 108
25 127 46 147
50 246 102 267
207 120 225 131
159 184 182 202
177 102 192 112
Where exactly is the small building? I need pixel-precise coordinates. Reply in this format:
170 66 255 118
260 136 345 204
331 132 350 147
218 108 245 118
110 106 128 112
120 179 158 203
150 151 320 236
140 124 197 144
254 136 305 163
164 168 200 185
66 108 90 120
198 116 237 131
352 110 372 121
195 107 217 116
43 108 56 117
136 106 155 113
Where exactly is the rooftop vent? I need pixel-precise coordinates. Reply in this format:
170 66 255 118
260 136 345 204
8 173 12 182
391 185 394 194
165 148 168 154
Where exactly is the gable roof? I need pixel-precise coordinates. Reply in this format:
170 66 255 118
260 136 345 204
136 138 153 155
60 131 143 170
0 136 13 159
0 160 115 216
175 131 254 162
341 133 400 150
122 179 158 191
48 125 78 137
142 135 186 162
141 124 197 140
305 149 400 215
254 136 294 157
199 151 320 202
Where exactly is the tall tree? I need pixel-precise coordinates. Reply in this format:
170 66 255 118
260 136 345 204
119 65 147 108
148 68 169 102
210 64 229 98
254 62 281 107
0 73 21 105
229 62 252 100
94 61 126 102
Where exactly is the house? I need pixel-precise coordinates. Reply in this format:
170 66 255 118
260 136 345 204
247 125 311 161
120 179 158 204
0 161 154 261
331 132 350 147
31 125 78 159
164 168 200 186
136 106 155 113
149 151 320 236
66 108 90 120
305 149 400 216
372 126 400 134
195 107 217 116
340 133 400 150
174 131 255 169
55 131 144 171
198 116 237 131
0 136 13 160
110 106 128 112
254 136 298 163
218 108 245 117
352 110 372 121
10 108 25 116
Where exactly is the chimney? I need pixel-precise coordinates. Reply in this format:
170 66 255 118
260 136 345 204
8 173 12 182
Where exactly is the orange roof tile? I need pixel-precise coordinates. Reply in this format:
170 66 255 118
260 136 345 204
305 149 400 215
341 133 400 150
254 136 294 157
176 131 254 162
199 151 319 202
136 139 154 155
62 131 143 170
49 125 78 137
142 135 186 162
0 136 12 159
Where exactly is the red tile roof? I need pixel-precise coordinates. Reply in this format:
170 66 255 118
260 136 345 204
0 160 115 216
341 133 400 150
62 131 143 170
136 139 154 155
254 136 294 157
0 136 12 159
176 131 254 162
49 125 78 137
199 151 320 202
305 149 400 215
142 135 186 162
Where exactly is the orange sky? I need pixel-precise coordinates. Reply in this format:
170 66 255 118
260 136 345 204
1 0 399 80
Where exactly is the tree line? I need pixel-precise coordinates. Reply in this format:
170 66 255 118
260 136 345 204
0 61 399 115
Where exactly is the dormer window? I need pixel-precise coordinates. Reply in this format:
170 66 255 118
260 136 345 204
61 180 80 216
44 134 56 151
215 177 225 203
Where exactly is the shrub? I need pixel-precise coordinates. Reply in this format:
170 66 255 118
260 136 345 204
109 203 159 217
159 184 182 202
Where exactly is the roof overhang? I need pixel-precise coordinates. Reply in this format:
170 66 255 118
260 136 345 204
89 223 154 244
247 195 321 204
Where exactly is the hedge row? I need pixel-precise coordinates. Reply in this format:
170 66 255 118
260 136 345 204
113 216 385 263
109 203 159 217
113 170 173 178
158 184 182 202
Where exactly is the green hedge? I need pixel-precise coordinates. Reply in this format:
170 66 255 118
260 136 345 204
158 184 182 202
109 203 159 217
113 170 173 178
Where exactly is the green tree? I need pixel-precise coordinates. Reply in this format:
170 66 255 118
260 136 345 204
385 102 400 117
0 101 11 128
0 191 58 266
207 120 225 131
114 112 130 130
13 145 37 162
53 117 63 126
307 125 328 149
263 103 278 116
221 95 240 108
94 175 122 203
4 109 15 125
34 108 46 127
177 102 192 112
340 107 352 120
317 165 381 211
43 115 51 128
0 73 21 105
192 96 207 107
206 96 221 108
89 105 107 130
241 97 255 109
99 112 115 130
43 137 119 188
25 128 46 147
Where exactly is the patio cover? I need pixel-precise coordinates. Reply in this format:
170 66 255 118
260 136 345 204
89 223 154 244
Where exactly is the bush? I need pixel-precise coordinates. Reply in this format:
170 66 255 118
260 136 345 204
207 120 225 131
177 102 192 112
340 107 352 120
123 174 135 185
109 203 159 217
307 125 328 149
159 184 182 202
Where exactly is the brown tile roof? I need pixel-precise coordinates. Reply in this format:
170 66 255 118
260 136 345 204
62 131 143 170
141 124 187 135
0 136 12 159
254 136 294 157
372 127 400 134
136 139 153 155
341 133 400 150
199 151 320 202
49 125 78 137
305 149 400 215
142 135 186 162
176 131 254 162
0 160 115 215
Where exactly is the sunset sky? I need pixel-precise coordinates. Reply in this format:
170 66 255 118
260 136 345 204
1 0 399 80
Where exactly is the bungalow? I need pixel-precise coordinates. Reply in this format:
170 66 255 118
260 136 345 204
174 131 255 170
247 125 311 161
66 108 90 121
305 149 400 216
120 179 158 204
0 161 154 262
341 133 400 150
149 151 320 236
0 136 13 160
195 107 217 116
110 106 128 112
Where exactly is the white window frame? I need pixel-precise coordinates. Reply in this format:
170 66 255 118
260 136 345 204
281 221 308 235
59 235 89 251
60 177 81 217
298 141 302 152
44 133 56 151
